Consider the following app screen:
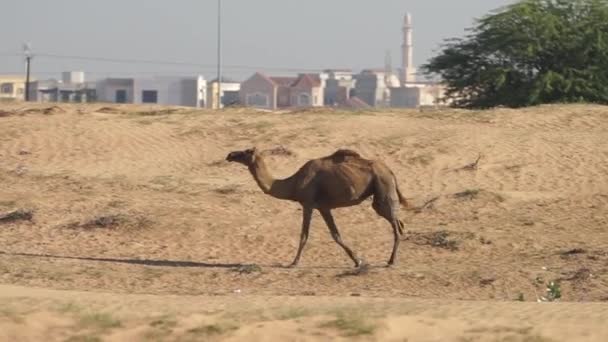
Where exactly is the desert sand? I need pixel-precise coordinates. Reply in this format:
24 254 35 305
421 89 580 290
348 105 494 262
1 103 607 341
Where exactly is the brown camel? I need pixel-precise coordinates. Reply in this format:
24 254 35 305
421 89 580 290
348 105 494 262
226 147 409 268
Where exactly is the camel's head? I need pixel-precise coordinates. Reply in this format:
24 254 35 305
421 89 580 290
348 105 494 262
226 147 259 166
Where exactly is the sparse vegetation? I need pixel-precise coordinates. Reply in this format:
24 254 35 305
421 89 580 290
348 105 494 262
454 189 480 200
145 316 178 339
540 281 562 302
276 307 312 320
78 312 122 331
408 154 434 166
405 230 473 251
0 208 33 223
66 213 151 230
319 313 377 337
262 145 295 157
133 109 181 116
187 323 238 336
64 335 102 342
233 264 262 274
214 185 240 195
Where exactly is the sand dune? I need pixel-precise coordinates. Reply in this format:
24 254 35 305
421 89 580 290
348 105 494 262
1 103 608 341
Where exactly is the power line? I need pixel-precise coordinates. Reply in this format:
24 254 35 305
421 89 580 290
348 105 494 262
34 52 325 73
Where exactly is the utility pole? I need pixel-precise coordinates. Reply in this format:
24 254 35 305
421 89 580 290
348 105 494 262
24 43 32 102
216 0 222 109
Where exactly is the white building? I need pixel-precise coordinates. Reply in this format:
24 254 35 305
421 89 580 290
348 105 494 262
324 69 355 106
353 70 393 107
390 84 447 108
32 71 96 103
96 75 207 107
207 78 241 109
390 12 448 108
96 78 134 104
400 13 417 85
134 76 206 107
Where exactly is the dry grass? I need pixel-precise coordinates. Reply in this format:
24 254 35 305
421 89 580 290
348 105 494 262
319 312 377 336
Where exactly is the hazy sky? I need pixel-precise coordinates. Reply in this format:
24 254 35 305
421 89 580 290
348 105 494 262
1 0 515 81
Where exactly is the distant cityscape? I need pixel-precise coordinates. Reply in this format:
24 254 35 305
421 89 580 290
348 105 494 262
0 13 448 109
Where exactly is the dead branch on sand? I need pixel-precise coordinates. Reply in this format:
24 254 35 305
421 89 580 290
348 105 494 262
457 153 482 171
412 196 440 213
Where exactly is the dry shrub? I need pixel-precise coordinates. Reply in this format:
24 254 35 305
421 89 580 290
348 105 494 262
0 110 13 117
405 230 475 251
21 106 65 115
67 213 151 230
263 145 295 157
96 107 121 114
0 209 34 223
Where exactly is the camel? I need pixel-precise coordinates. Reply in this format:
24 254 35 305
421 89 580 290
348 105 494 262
225 147 409 268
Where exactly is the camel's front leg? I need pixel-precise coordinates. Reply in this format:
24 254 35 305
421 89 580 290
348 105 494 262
288 206 313 268
319 209 362 268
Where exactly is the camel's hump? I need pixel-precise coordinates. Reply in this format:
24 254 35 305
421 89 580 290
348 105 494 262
327 149 362 161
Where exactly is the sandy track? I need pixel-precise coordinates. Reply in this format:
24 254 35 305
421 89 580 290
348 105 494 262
2 284 608 342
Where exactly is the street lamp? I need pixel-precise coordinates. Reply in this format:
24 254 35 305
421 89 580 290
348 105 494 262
216 0 222 109
23 43 32 102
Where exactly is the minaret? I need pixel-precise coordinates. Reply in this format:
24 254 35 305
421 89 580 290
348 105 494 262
402 12 416 85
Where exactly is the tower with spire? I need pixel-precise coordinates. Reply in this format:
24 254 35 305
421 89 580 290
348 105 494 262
401 12 416 85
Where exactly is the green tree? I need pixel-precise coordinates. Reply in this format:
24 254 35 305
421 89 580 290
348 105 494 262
423 0 608 108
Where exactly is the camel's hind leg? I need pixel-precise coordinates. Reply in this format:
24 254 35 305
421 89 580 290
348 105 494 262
319 209 362 268
372 181 403 266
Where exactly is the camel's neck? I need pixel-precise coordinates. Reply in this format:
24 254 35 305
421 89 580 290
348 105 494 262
248 157 295 201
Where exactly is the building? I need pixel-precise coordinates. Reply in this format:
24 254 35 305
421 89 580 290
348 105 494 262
324 69 355 106
96 75 206 107
239 73 298 110
400 13 416 85
32 72 96 103
353 70 392 107
290 73 324 107
0 76 28 101
133 76 206 107
207 77 241 109
96 78 135 104
389 12 448 108
240 72 328 109
239 72 277 109
390 84 447 108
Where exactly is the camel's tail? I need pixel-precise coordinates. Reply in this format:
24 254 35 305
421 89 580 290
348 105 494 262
394 177 409 236
395 180 410 209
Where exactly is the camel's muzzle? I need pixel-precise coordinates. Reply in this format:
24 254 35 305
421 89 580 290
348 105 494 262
226 151 242 162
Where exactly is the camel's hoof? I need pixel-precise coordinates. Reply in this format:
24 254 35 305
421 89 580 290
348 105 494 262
287 262 298 269
354 259 365 268
387 260 396 267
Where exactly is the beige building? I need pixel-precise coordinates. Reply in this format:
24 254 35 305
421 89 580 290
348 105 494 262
0 76 29 101
240 72 326 109
290 74 324 107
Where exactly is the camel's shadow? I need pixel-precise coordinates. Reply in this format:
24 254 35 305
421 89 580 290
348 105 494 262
0 251 258 269
0 251 383 272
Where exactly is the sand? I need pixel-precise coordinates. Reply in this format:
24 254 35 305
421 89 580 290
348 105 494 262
1 102 607 341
